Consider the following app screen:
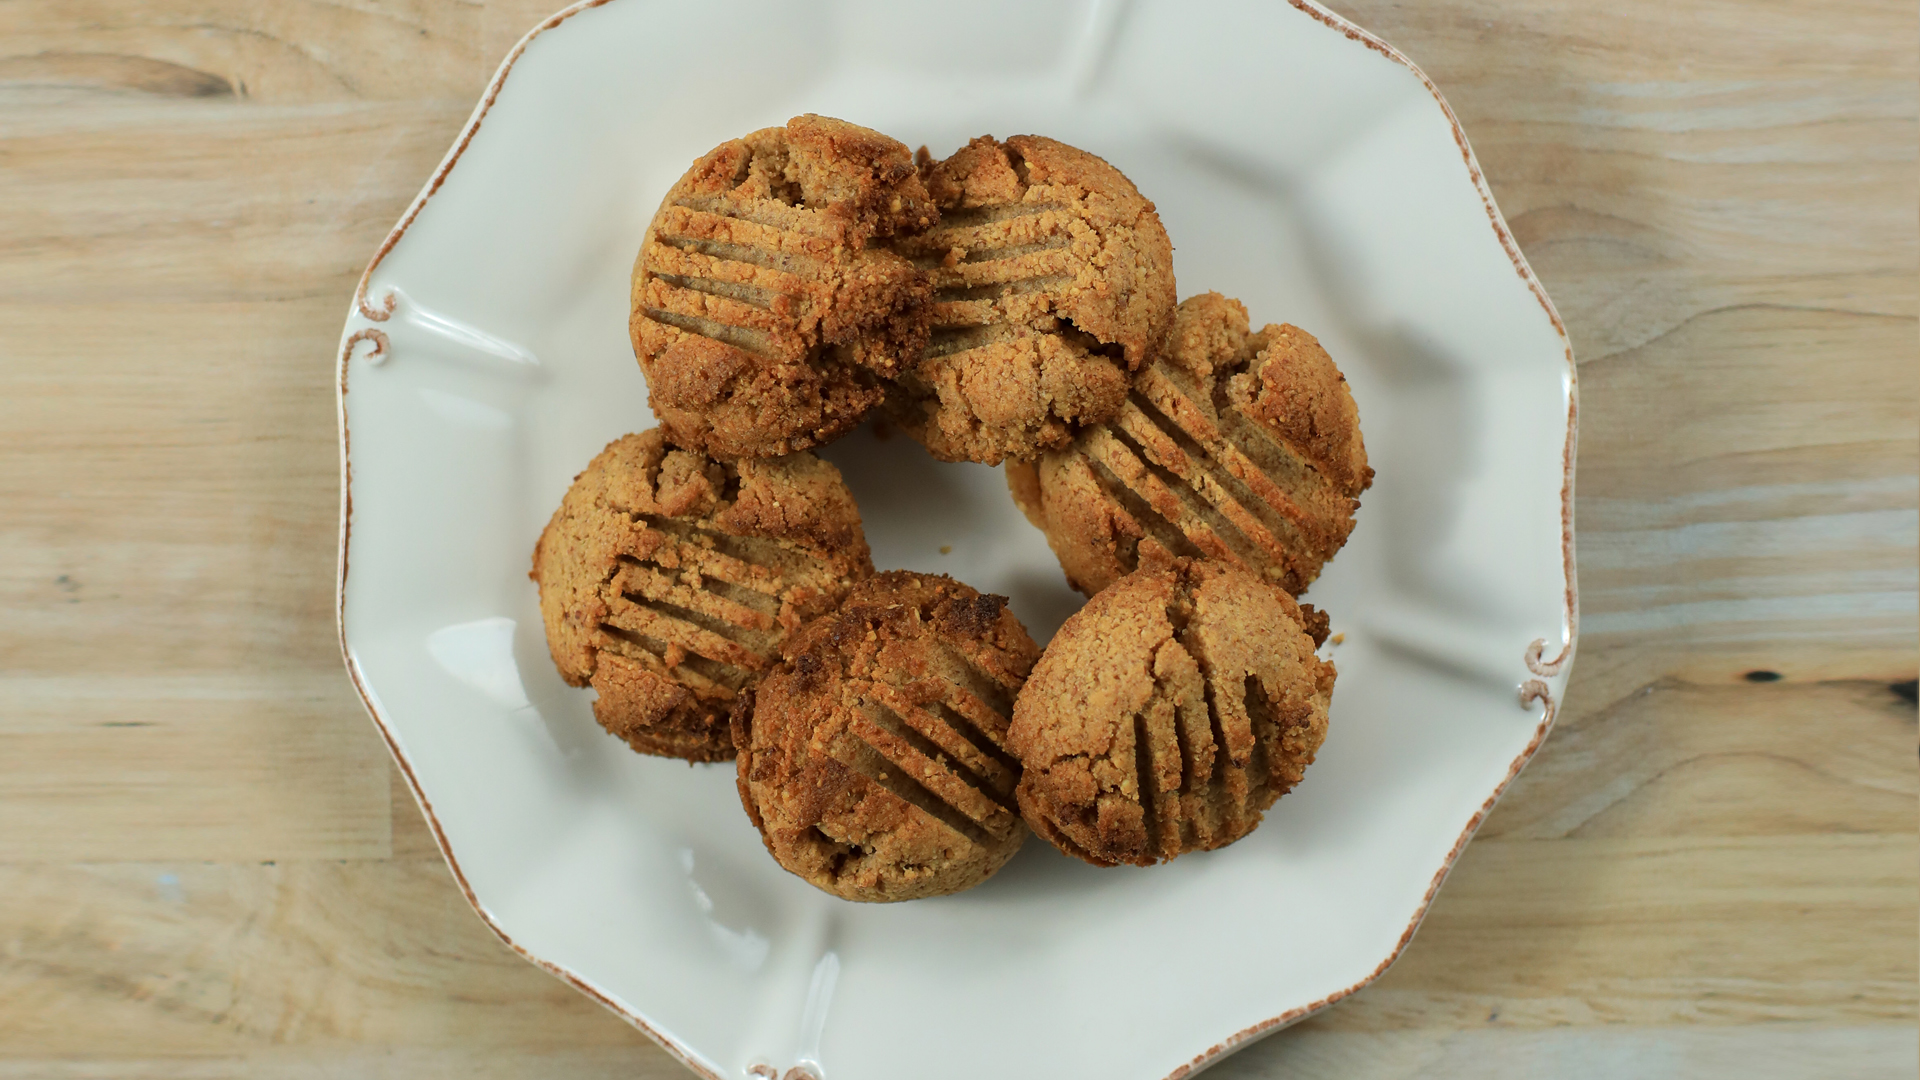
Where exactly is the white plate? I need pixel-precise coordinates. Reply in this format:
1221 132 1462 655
335 2 1577 1077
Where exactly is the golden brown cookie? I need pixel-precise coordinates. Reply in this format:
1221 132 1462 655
532 429 873 762
632 115 939 459
1008 558 1334 867
882 135 1177 465
733 571 1039 901
1008 292 1371 597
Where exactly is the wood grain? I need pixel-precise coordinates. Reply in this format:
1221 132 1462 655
0 0 1912 1077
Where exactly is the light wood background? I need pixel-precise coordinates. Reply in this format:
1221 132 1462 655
1 1 1914 1077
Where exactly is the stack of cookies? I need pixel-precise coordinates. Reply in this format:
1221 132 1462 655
534 115 1371 902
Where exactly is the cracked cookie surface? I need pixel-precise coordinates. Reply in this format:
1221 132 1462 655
1008 558 1334 867
883 135 1176 465
532 429 872 761
734 571 1039 901
632 114 939 459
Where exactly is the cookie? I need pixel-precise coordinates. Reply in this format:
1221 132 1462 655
1008 292 1371 597
1008 558 1334 867
883 135 1177 465
733 571 1039 901
631 114 939 459
532 429 873 762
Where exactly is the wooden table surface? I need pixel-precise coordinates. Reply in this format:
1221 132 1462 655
2 1 1914 1077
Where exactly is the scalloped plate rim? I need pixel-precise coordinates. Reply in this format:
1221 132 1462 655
333 2 1579 1077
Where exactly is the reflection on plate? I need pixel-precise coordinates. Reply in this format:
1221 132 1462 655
336 2 1576 1078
